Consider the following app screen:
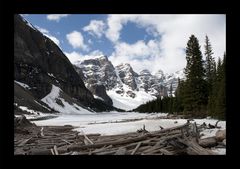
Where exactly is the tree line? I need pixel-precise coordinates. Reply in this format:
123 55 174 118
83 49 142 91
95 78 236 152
134 35 226 119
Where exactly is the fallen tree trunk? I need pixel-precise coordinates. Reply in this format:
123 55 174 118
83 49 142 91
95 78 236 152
68 123 190 151
15 120 225 155
29 147 67 155
131 142 142 155
68 133 151 151
178 138 217 155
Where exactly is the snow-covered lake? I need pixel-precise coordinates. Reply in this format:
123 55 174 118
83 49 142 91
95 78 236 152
32 112 168 134
29 112 224 136
25 111 226 155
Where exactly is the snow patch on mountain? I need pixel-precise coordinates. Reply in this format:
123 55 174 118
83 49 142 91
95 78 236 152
47 73 56 78
14 80 31 90
41 84 94 114
20 16 38 31
18 106 41 115
34 100 51 111
93 95 104 101
107 84 156 111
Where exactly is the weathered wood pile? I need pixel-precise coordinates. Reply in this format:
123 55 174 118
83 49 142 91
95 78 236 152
14 119 224 155
197 121 226 149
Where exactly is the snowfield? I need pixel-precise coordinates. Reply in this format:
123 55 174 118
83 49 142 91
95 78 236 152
107 84 156 111
14 80 31 89
32 112 225 139
41 84 94 115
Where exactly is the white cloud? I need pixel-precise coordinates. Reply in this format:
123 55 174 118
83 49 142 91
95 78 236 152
105 15 130 43
46 14 69 22
109 40 163 74
65 50 104 64
64 51 83 63
66 31 88 51
89 50 104 56
35 26 60 46
36 26 49 34
83 20 106 38
105 15 157 43
112 40 160 60
106 14 226 74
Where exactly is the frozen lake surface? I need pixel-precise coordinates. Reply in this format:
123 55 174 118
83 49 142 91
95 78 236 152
25 111 226 155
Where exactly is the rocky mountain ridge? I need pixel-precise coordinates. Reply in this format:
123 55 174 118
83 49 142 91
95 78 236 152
14 14 118 115
73 56 184 110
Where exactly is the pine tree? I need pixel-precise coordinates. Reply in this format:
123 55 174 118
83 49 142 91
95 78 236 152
183 35 208 116
216 58 222 79
204 35 216 93
174 78 184 113
214 54 226 119
155 97 162 112
204 35 216 116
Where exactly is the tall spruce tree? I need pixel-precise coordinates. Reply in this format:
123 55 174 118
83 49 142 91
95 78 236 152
204 35 216 115
215 54 226 119
208 57 222 116
174 78 184 113
204 35 216 93
183 35 208 116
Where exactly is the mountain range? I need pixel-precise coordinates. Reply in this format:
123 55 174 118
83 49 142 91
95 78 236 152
73 56 184 110
14 14 184 114
14 14 119 115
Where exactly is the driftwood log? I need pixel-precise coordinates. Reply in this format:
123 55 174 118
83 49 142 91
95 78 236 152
15 122 223 155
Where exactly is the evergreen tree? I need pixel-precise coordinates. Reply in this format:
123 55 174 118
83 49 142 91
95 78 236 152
214 54 226 119
207 54 226 119
204 35 217 116
174 78 184 113
212 57 223 115
204 35 216 94
156 97 162 112
183 35 208 116
207 67 217 116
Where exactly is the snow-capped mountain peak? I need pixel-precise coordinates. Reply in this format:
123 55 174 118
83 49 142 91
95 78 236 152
73 56 184 110
139 69 151 76
115 63 138 91
154 69 165 79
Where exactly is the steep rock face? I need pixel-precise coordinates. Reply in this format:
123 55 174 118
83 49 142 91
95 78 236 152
77 56 119 90
138 69 168 97
88 84 113 106
154 70 165 81
138 69 154 92
115 63 138 91
14 15 94 110
73 65 85 80
14 82 53 114
163 69 185 96
74 56 120 105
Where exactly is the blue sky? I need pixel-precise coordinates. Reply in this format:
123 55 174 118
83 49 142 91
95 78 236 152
22 14 226 74
23 14 109 54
